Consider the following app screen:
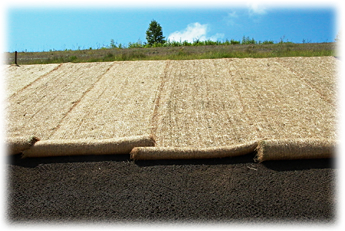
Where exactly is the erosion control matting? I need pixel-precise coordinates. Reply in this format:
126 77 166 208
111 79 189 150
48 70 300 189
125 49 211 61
255 138 336 162
130 138 336 161
6 136 40 155
5 57 338 222
130 141 258 160
7 154 335 223
21 135 155 158
5 57 338 160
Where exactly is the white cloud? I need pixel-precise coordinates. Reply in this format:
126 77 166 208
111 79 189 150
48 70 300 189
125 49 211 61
227 11 238 18
224 5 268 26
224 11 239 26
209 33 225 41
168 23 224 43
248 3 267 15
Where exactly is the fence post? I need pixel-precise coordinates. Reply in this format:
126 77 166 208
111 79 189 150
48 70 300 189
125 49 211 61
15 51 18 66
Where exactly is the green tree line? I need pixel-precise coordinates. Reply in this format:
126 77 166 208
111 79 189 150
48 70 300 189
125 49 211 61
108 20 297 49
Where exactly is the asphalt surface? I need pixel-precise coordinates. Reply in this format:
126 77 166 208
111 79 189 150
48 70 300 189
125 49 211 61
7 153 335 224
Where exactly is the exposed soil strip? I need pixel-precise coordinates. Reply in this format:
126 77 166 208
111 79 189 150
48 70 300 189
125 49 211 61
7 154 334 222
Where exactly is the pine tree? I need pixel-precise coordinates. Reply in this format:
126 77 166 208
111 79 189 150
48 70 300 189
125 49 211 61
146 20 165 46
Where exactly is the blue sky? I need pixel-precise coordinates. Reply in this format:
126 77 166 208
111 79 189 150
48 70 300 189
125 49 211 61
5 1 338 52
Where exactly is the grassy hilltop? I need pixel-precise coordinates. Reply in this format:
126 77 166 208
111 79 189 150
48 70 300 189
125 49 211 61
6 41 336 65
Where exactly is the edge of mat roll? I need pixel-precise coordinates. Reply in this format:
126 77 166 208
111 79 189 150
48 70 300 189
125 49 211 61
130 141 259 160
6 136 40 155
22 135 155 158
255 138 336 162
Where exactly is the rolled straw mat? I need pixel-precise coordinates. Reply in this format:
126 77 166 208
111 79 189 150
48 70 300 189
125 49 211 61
130 141 259 160
22 135 155 158
131 139 336 161
255 139 336 162
6 136 40 155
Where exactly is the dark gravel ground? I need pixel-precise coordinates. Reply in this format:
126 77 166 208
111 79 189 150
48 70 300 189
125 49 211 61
6 153 336 224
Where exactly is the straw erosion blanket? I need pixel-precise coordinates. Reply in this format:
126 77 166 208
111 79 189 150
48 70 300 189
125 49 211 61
5 57 338 160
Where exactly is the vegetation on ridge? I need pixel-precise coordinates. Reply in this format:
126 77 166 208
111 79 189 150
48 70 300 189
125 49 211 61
6 41 335 65
6 19 336 64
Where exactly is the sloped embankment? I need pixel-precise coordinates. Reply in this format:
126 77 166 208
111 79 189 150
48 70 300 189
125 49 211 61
5 57 338 161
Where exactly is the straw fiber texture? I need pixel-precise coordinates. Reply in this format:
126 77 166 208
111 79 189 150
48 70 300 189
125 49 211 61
6 62 114 140
5 63 60 97
48 61 166 140
6 136 40 155
256 138 336 162
152 58 337 149
22 135 154 158
6 57 338 160
275 56 337 106
130 141 258 160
